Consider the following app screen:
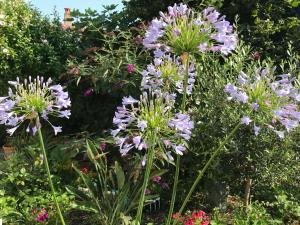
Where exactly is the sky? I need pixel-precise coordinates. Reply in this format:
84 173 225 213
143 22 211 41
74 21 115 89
28 0 123 19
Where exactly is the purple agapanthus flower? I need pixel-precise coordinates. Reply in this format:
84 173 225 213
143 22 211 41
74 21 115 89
143 4 238 55
141 52 196 95
225 68 300 138
0 76 71 136
111 91 194 164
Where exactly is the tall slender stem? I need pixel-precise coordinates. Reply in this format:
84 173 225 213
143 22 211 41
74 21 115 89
181 52 190 111
166 52 190 225
166 155 180 225
135 133 156 224
173 122 241 225
36 117 66 225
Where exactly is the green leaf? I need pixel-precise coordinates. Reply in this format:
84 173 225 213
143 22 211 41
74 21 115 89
115 161 125 190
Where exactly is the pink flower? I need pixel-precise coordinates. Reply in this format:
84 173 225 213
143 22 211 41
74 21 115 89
152 176 161 183
84 88 93 97
192 210 209 225
184 218 194 225
127 64 135 73
100 142 107 151
145 188 151 195
172 212 184 222
37 208 48 222
192 210 205 219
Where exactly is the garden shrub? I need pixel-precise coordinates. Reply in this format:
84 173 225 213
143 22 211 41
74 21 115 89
0 1 299 224
0 149 74 224
64 26 151 132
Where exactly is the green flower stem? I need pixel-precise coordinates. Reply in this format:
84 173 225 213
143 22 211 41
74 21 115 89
36 117 66 225
173 122 242 225
166 52 190 225
135 133 156 224
181 52 190 111
166 155 180 225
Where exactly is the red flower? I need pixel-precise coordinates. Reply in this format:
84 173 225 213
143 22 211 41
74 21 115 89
184 218 195 225
192 210 209 225
81 167 88 174
127 64 135 73
192 210 205 219
201 216 210 225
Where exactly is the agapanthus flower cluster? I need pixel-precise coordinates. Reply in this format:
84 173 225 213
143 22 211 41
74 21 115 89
225 68 300 138
173 210 209 225
111 91 194 163
143 3 237 55
0 76 71 136
141 50 196 95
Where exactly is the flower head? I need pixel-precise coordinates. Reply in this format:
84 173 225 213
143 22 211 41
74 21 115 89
141 53 196 95
127 64 135 73
152 176 161 183
81 167 88 174
36 208 48 222
225 68 300 138
143 4 237 55
0 76 71 135
111 91 193 163
84 88 93 97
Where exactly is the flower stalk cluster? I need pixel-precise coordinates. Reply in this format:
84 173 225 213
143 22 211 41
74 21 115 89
143 4 237 55
141 50 196 95
0 76 69 225
0 76 71 136
225 68 300 138
111 92 193 163
135 3 238 224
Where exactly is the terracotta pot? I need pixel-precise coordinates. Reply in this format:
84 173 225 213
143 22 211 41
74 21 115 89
2 145 15 159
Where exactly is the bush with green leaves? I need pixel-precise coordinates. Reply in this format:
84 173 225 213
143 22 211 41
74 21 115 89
0 149 75 224
173 40 300 215
65 26 151 132
0 0 80 144
0 0 80 93
211 197 282 225
67 140 161 225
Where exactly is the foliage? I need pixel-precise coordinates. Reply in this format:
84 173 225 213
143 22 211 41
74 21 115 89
220 0 300 60
0 0 79 144
0 0 79 95
0 0 299 224
173 40 300 215
0 148 74 224
67 140 158 225
65 27 151 132
211 197 282 225
122 0 300 60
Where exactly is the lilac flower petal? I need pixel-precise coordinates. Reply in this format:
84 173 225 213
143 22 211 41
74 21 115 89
7 126 19 136
52 126 62 135
122 96 139 105
254 125 260 136
241 116 252 125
